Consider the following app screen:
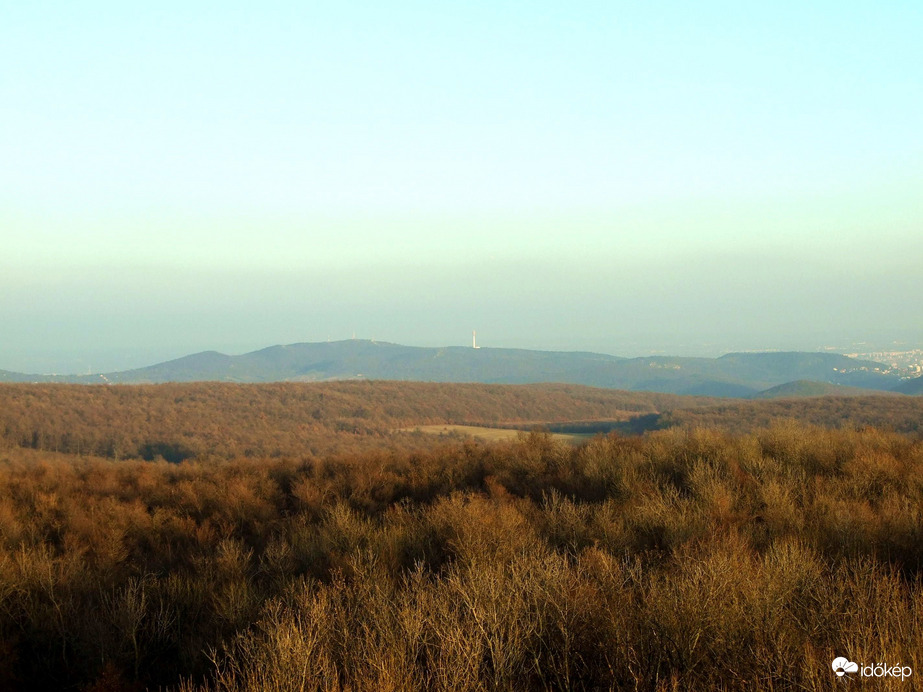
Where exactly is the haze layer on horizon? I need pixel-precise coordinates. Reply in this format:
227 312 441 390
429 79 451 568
3 1 922 374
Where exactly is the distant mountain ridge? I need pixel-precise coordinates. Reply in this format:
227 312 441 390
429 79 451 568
1 340 919 397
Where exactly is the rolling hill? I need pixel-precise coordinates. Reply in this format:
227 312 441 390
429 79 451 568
0 340 913 396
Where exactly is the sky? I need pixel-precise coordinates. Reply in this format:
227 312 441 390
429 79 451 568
2 1 922 374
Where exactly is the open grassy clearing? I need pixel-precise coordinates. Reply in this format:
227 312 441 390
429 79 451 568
400 424 595 444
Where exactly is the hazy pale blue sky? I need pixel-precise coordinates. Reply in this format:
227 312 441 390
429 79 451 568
2 1 922 373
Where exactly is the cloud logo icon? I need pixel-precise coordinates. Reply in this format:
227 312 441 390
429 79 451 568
832 657 859 677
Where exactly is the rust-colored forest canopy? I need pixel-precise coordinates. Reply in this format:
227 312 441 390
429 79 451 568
1 382 922 464
0 381 719 461
1 382 923 690
659 394 923 436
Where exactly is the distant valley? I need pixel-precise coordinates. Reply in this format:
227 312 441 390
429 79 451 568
1 340 920 398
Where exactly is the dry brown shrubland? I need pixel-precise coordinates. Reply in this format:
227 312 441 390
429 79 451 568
0 396 921 689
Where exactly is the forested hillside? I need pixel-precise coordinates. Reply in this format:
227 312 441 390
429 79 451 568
3 383 922 466
0 382 716 461
657 395 923 436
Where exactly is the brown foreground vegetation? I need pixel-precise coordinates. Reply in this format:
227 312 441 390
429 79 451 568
1 419 921 690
